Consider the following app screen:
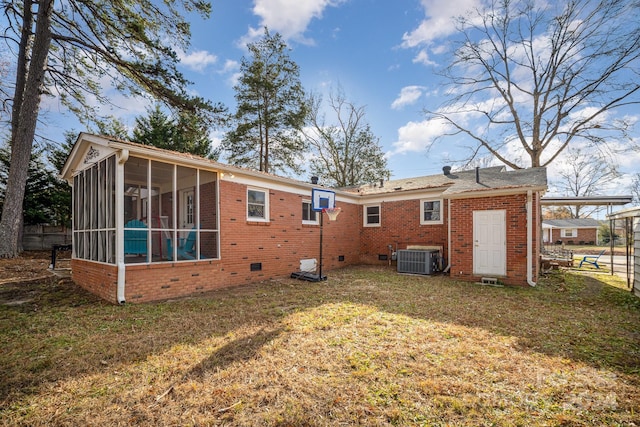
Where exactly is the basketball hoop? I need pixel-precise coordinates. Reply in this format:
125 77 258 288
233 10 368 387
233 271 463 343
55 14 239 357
323 207 341 221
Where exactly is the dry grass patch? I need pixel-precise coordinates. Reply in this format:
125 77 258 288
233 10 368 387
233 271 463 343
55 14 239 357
1 265 639 426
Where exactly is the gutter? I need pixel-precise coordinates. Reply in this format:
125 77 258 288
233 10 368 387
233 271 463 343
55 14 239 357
527 190 536 287
444 199 451 273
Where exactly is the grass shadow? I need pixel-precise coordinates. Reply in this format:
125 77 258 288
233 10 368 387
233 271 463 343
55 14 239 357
187 327 283 381
1 264 639 413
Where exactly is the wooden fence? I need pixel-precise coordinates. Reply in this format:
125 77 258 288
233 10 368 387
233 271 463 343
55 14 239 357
23 224 72 251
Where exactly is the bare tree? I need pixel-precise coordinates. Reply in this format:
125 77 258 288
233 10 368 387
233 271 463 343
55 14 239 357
429 0 640 169
631 172 640 206
553 147 620 217
304 88 390 187
542 206 573 220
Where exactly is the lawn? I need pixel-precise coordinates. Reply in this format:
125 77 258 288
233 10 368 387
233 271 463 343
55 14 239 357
1 265 639 426
547 243 628 256
571 245 630 255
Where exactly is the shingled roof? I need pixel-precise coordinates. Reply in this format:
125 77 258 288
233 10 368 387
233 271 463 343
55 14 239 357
64 134 548 199
543 218 601 228
342 166 547 197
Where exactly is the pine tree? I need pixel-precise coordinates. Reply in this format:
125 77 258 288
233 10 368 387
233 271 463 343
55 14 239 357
223 28 308 175
0 143 69 228
132 105 216 158
132 105 176 149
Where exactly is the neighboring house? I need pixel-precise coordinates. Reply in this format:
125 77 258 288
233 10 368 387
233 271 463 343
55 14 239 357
61 133 547 303
542 218 600 245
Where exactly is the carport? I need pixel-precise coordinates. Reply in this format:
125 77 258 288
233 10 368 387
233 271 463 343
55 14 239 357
541 195 633 287
606 207 640 296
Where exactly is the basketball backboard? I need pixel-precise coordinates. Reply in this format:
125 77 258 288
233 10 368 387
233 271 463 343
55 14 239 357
311 188 335 211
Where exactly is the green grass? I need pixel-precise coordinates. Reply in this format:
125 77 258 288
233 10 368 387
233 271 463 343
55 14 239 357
564 243 628 255
1 266 639 426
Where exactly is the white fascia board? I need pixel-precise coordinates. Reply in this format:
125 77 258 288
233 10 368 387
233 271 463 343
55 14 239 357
228 173 362 203
354 188 447 205
446 186 546 200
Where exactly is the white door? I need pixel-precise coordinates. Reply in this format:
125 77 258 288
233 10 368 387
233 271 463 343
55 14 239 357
473 210 506 276
180 189 195 229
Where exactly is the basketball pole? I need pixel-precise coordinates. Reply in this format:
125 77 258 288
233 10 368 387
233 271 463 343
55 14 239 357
318 209 324 281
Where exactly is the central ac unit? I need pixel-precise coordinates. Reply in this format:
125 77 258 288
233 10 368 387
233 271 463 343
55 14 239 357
397 249 439 275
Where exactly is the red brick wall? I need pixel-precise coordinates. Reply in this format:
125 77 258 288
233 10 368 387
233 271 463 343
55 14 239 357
449 193 540 286
550 228 597 245
71 259 118 302
73 180 361 303
72 180 542 302
217 180 360 281
359 199 448 265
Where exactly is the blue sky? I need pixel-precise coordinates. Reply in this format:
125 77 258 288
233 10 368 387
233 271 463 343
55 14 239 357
34 0 639 196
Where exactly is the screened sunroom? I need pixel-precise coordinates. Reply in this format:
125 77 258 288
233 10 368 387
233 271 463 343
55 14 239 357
67 134 220 266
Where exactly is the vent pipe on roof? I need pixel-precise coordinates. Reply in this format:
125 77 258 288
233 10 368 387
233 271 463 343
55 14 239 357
379 178 384 188
311 176 319 185
443 166 451 175
475 167 480 184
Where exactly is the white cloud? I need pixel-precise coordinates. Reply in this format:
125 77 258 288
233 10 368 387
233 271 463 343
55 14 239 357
220 59 239 74
402 0 480 47
177 49 217 72
209 129 225 150
401 0 482 63
228 72 242 87
391 86 426 110
389 118 450 156
412 49 436 66
217 59 241 87
245 0 347 44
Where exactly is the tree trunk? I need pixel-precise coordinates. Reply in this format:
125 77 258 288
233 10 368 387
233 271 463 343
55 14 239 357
0 0 53 258
264 124 269 174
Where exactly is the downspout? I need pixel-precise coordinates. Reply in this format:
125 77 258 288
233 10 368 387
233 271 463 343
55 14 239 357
116 149 129 304
443 198 451 273
527 190 536 287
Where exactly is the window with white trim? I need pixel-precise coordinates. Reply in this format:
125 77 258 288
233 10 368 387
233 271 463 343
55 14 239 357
302 200 318 224
561 228 576 238
247 188 268 221
420 199 443 224
364 204 381 227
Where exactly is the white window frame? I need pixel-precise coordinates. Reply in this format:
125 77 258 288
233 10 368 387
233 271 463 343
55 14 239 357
363 204 381 227
420 198 443 225
247 187 269 222
302 199 318 225
561 228 577 238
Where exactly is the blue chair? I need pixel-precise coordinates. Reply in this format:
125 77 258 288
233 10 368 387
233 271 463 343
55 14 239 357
578 250 605 269
124 219 148 259
167 228 197 260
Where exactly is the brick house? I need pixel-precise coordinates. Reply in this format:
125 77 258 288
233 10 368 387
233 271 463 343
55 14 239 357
61 134 547 303
542 218 600 245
